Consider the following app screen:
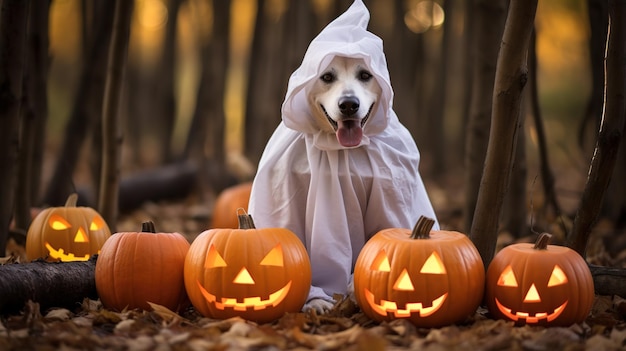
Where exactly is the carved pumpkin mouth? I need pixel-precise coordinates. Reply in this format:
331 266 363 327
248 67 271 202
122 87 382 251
364 288 448 318
45 242 94 262
197 280 292 311
495 298 568 323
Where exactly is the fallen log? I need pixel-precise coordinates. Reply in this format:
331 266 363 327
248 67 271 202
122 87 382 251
0 257 98 314
589 264 626 298
76 160 240 213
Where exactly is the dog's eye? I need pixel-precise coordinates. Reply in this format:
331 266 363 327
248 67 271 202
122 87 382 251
320 73 335 83
359 70 373 81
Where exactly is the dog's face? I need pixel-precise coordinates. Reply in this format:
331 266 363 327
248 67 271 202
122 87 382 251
307 56 382 147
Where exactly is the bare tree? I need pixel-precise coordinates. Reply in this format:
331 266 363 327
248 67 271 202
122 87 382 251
14 1 50 234
470 0 537 268
98 0 134 231
463 0 507 233
244 0 289 164
567 0 626 257
184 0 232 192
43 2 115 207
0 0 30 255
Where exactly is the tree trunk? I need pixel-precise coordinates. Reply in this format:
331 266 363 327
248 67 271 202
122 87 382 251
567 0 626 257
0 0 30 256
42 1 115 207
578 0 608 151
153 0 181 164
185 1 230 161
528 29 562 224
0 258 98 314
463 0 507 233
428 0 453 175
470 0 537 268
244 0 288 164
14 1 50 234
98 0 134 232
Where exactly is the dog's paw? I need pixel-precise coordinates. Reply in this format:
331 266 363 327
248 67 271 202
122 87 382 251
302 298 334 314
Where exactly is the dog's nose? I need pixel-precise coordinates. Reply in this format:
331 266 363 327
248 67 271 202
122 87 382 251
338 96 360 116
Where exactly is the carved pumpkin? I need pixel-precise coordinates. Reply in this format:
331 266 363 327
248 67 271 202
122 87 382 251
25 194 111 262
185 211 311 323
210 182 252 228
354 216 484 327
95 221 190 312
485 233 594 326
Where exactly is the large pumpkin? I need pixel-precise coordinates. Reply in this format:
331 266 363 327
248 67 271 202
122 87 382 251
95 221 190 312
26 194 111 262
185 211 311 323
210 182 252 228
354 216 484 328
485 233 594 326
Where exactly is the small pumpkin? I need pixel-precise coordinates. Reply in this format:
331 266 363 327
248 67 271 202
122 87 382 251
354 216 484 328
95 221 190 312
185 210 311 323
26 194 111 262
485 233 594 326
210 182 252 228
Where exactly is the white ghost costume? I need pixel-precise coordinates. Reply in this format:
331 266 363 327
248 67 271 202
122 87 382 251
248 0 439 305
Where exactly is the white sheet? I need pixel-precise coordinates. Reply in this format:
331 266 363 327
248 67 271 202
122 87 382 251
248 0 439 304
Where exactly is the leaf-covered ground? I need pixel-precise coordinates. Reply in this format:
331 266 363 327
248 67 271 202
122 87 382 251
0 294 625 350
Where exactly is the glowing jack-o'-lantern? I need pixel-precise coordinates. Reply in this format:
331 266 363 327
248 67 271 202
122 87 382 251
354 216 484 327
25 194 111 262
485 233 594 326
184 210 311 323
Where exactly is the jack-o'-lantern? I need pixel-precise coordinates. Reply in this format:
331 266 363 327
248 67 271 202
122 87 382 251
210 182 252 229
354 216 484 327
25 194 111 262
184 210 311 323
485 233 594 326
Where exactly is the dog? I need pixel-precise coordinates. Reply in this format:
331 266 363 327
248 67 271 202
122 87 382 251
248 0 438 314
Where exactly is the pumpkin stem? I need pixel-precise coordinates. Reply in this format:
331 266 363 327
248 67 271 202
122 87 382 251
65 193 79 207
141 221 156 233
236 208 256 229
410 216 436 239
533 232 552 250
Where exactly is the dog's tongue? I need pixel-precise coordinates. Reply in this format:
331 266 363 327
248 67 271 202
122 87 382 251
336 120 363 147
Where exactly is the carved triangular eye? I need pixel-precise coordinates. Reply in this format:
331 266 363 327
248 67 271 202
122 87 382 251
49 215 71 230
74 228 89 243
260 244 284 267
547 265 568 287
420 252 446 274
370 250 391 272
205 245 227 268
90 216 105 231
497 265 518 287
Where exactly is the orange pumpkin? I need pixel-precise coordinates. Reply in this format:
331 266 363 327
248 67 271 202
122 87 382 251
25 194 111 262
210 182 252 228
354 216 484 327
95 221 190 312
485 233 594 326
185 211 311 323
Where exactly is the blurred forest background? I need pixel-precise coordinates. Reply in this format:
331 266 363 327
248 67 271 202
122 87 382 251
2 0 624 266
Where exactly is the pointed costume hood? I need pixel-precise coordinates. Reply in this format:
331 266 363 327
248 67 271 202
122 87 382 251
282 0 392 149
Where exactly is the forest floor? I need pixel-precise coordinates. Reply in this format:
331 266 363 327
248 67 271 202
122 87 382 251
1 179 626 350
